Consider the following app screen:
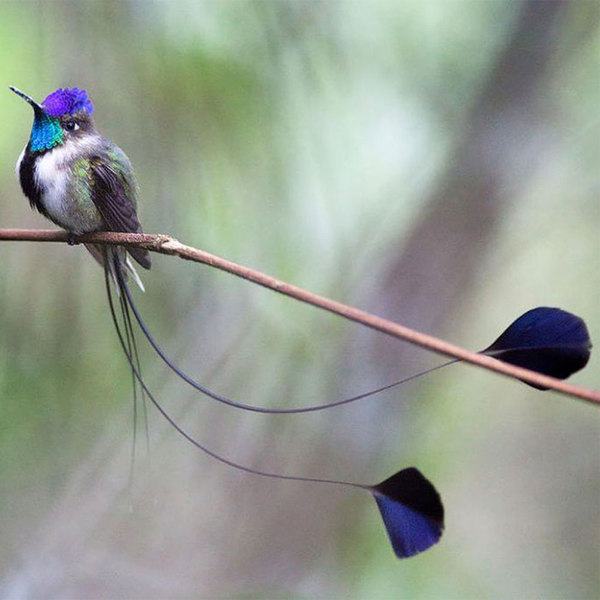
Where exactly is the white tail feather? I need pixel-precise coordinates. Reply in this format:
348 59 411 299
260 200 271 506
124 255 145 292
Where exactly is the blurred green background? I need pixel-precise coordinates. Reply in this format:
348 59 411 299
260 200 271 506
0 1 598 598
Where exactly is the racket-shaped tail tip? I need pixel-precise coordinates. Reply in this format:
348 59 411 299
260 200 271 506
482 307 592 389
370 467 444 559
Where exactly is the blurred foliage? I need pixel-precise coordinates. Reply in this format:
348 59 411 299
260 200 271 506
0 1 598 598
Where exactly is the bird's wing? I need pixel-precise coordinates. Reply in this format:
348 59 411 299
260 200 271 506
90 155 151 269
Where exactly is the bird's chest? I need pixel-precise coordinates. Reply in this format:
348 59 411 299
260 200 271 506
32 147 103 234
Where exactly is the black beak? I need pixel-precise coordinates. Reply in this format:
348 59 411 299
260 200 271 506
9 86 46 117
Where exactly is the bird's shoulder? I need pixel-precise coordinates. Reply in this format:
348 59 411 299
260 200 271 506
69 141 138 195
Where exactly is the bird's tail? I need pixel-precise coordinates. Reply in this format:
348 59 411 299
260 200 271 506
85 243 146 292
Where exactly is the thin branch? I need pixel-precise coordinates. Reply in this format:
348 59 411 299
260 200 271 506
1 227 598 406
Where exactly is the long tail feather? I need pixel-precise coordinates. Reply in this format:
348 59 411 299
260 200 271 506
118 272 592 413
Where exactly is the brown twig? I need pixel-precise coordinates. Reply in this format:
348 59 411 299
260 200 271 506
1 227 598 406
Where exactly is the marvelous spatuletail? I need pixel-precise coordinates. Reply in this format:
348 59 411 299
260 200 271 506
10 88 594 560
11 86 445 560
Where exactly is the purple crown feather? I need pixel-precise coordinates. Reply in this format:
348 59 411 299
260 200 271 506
42 87 94 117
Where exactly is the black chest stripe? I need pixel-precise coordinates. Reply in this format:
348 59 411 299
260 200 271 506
19 147 48 218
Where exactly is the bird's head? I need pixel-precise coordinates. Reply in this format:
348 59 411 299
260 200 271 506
10 86 96 153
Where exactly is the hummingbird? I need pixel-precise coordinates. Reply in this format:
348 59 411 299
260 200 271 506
8 89 446 561
10 86 150 285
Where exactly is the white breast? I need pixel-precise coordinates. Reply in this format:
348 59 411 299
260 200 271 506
35 150 71 223
33 138 103 233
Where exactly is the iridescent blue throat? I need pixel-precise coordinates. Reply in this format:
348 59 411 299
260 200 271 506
30 112 63 153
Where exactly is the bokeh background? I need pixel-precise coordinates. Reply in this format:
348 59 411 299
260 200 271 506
0 1 598 598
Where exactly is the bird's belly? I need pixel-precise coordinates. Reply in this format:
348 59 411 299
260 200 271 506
35 151 103 234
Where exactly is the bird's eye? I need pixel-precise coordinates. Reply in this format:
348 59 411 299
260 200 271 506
64 120 79 131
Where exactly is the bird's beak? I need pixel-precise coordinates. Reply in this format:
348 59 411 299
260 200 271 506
9 86 46 117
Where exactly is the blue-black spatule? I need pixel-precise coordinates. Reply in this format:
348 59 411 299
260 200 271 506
482 307 592 389
370 468 444 558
